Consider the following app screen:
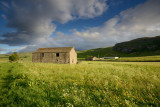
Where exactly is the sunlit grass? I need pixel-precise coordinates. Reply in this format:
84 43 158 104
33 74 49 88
113 55 160 62
0 61 160 106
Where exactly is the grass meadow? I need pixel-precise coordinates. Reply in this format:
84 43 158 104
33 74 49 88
0 61 160 106
103 55 160 62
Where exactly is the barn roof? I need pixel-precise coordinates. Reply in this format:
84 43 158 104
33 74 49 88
33 47 74 53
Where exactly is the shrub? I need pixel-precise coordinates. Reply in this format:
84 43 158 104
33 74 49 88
9 52 19 62
85 55 93 60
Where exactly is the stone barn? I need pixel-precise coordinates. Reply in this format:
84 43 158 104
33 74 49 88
32 47 77 64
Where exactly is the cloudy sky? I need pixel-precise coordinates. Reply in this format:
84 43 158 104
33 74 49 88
0 0 160 54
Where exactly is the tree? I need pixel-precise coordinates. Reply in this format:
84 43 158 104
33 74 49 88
9 52 19 62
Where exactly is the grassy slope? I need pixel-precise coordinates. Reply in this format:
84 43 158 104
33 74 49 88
77 47 160 58
77 47 160 61
113 36 160 53
0 62 160 106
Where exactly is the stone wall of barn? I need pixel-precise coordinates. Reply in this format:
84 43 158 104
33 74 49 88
69 48 77 64
41 53 54 63
32 52 70 64
32 53 41 62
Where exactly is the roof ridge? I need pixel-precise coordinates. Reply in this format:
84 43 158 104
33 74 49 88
34 47 74 53
38 47 73 48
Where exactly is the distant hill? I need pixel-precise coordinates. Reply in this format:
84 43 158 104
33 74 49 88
78 36 160 58
113 36 160 53
77 47 160 58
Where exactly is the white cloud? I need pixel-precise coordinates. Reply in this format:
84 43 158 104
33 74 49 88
1 14 7 20
47 0 160 50
1 1 9 8
0 47 7 52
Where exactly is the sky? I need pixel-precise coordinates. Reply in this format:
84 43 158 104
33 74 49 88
0 0 160 54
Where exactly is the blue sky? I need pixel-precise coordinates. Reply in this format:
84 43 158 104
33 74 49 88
55 0 146 33
0 0 160 54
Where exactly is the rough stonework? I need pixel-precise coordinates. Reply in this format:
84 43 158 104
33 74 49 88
32 47 77 64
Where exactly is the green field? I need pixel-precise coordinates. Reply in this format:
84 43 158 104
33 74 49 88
102 55 160 62
0 50 160 106
0 61 160 106
0 52 32 63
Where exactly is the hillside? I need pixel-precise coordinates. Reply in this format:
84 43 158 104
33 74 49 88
77 47 160 58
113 36 160 53
78 36 160 58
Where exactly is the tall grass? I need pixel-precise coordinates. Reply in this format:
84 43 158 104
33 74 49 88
0 61 160 106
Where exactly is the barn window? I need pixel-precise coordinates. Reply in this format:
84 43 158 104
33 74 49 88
42 53 44 57
56 53 59 57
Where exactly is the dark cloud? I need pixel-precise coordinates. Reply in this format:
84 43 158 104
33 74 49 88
0 0 107 46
